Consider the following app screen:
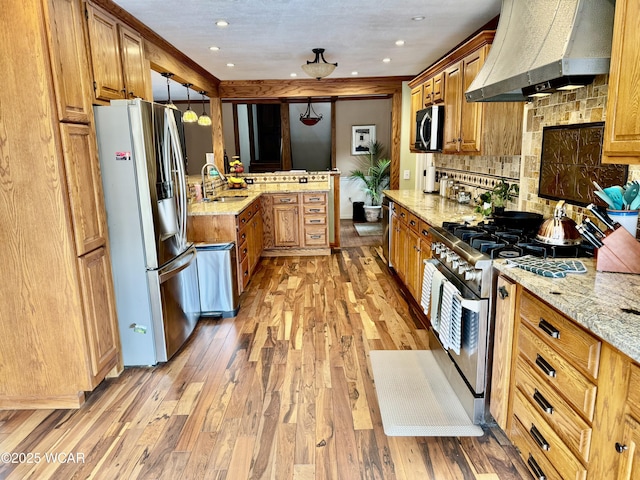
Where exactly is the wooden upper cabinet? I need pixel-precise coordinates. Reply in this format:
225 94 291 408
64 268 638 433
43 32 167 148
45 0 93 123
423 77 434 106
85 1 149 103
118 24 147 100
59 123 107 256
85 2 125 102
603 0 640 164
442 61 462 153
410 85 423 148
424 72 444 106
460 47 486 154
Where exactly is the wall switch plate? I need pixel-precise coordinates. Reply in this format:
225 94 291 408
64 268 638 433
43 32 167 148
299 177 308 183
403 170 411 180
244 178 254 184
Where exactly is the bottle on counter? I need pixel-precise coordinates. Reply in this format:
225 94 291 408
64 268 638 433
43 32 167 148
440 175 449 196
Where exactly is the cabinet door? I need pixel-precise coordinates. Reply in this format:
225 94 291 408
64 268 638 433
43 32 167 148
273 205 300 247
432 72 444 104
423 78 434 106
491 275 517 430
406 227 421 299
442 62 462 153
46 0 93 123
616 416 640 480
78 247 119 382
410 86 423 148
603 0 640 164
59 123 107 256
85 2 125 102
119 24 147 99
460 48 486 154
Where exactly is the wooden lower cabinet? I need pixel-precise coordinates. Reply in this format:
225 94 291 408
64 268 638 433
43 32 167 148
492 276 640 480
273 203 300 246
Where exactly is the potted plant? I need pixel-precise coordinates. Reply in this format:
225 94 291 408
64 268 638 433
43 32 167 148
475 179 519 216
348 141 391 222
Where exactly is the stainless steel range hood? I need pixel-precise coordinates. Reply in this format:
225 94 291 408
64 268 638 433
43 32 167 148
465 0 614 102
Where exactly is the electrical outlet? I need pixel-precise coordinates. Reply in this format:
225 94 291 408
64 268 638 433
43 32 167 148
403 170 411 180
299 177 308 183
244 178 254 184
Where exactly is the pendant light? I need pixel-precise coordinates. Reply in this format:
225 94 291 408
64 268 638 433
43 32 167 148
161 72 177 109
182 83 198 123
301 48 338 80
299 98 322 126
197 91 212 126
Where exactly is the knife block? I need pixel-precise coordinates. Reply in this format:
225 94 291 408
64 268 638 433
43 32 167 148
596 227 640 274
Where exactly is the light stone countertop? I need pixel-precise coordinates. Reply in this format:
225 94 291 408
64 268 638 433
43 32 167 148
188 182 331 216
494 260 640 364
385 189 640 364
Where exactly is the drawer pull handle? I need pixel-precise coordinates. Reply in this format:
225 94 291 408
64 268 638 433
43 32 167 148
615 442 628 454
538 318 560 339
310 208 321 212
533 389 554 414
310 219 321 223
400 212 406 218
410 220 416 226
309 197 321 201
422 229 429 235
280 198 292 203
243 248 247 255
529 425 550 451
498 286 509 299
527 454 546 480
310 235 321 239
535 354 556 377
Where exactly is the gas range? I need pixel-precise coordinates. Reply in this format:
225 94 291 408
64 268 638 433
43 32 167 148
429 221 594 299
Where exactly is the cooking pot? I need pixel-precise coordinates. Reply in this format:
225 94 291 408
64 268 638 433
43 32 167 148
491 210 544 233
536 200 582 246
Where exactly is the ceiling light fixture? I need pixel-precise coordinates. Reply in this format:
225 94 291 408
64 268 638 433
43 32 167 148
182 83 198 123
197 91 212 126
395 40 405 46
299 98 322 126
209 46 220 51
216 20 228 27
412 16 425 21
301 48 337 80
382 58 391 63
160 72 178 110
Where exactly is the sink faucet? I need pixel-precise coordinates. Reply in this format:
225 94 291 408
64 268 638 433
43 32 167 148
201 162 227 199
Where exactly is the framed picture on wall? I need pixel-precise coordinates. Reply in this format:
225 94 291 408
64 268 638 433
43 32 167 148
351 125 376 155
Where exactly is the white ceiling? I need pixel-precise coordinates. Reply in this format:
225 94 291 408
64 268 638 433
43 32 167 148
113 0 501 100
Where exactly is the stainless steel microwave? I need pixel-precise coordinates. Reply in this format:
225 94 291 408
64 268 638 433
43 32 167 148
415 105 444 151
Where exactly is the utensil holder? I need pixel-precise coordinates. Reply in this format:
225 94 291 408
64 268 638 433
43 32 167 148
596 227 640 274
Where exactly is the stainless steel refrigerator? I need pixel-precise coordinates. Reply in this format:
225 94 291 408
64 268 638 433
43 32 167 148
95 99 200 366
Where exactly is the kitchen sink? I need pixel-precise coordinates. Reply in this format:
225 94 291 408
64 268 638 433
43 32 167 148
210 195 249 202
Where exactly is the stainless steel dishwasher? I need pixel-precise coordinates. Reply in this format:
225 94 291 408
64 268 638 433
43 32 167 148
195 243 239 318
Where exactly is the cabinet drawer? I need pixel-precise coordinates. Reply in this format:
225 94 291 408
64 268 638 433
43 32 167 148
519 324 597 420
396 206 408 222
510 416 565 480
240 255 250 289
272 193 299 204
407 212 420 232
237 207 254 229
515 358 592 463
513 389 587 480
304 215 326 226
304 204 326 215
302 193 326 204
520 291 601 380
304 227 328 246
252 199 261 215
237 238 249 263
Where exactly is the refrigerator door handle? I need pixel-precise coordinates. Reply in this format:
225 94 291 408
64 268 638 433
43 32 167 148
165 109 188 251
158 247 197 284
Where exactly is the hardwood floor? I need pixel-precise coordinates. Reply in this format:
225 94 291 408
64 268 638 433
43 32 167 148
0 244 529 479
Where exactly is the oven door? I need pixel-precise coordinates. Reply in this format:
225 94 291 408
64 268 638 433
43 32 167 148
429 261 489 395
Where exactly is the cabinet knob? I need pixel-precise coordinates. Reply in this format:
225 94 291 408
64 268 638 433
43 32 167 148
498 286 509 299
615 442 628 453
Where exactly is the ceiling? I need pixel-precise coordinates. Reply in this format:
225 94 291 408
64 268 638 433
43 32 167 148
112 0 501 100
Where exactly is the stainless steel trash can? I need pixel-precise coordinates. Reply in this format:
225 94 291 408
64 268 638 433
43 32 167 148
195 242 239 318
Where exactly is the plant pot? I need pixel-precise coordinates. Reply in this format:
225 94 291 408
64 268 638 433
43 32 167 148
364 205 381 222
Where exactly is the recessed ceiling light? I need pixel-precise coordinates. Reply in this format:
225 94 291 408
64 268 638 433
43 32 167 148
395 40 405 46
216 20 229 27
209 46 220 51
412 16 425 21
351 71 358 76
382 58 391 63
290 73 297 77
226 63 235 67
